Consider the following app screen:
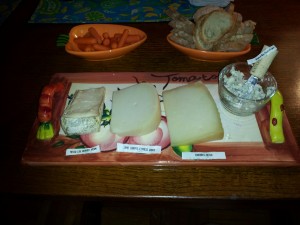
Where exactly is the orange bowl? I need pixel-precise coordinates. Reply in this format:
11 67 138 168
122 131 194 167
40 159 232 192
167 33 251 62
65 24 147 61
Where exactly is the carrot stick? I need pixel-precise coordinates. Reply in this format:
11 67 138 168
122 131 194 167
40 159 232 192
102 38 111 46
70 29 141 52
93 43 110 51
77 44 88 51
118 29 129 48
83 32 91 38
110 41 118 49
69 41 81 51
83 44 95 52
102 32 109 39
114 33 122 41
74 37 97 45
88 27 103 44
125 34 141 44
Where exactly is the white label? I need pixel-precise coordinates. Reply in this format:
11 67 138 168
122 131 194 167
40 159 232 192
117 143 161 154
247 45 277 65
182 152 226 160
66 145 101 156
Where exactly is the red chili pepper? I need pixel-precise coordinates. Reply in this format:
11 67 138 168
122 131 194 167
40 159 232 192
38 106 52 122
37 82 64 122
39 94 53 108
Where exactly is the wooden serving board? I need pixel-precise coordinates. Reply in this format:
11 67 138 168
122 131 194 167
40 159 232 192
22 72 300 166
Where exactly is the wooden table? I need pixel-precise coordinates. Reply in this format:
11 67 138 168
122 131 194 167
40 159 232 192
1 0 300 209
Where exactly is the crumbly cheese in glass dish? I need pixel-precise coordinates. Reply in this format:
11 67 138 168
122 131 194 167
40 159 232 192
224 66 275 100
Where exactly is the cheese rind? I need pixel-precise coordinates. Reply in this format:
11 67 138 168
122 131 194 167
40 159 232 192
162 81 224 146
61 87 105 135
110 83 161 136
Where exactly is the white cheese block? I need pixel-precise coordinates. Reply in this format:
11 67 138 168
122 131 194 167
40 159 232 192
162 81 224 146
61 87 105 135
110 83 161 136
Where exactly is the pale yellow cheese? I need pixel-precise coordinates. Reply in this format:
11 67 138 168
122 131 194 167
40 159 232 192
110 83 161 136
162 81 224 146
61 87 105 135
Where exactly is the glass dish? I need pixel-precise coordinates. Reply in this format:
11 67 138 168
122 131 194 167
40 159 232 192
218 62 277 116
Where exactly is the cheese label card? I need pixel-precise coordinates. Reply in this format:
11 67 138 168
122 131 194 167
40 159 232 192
117 143 161 154
182 152 226 160
66 145 101 156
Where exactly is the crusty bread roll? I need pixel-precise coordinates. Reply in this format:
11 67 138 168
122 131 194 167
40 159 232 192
193 5 220 22
167 4 256 52
213 33 254 51
194 10 235 50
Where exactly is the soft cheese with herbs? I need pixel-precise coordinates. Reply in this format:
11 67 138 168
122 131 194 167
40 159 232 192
110 83 161 136
162 81 224 146
61 87 105 135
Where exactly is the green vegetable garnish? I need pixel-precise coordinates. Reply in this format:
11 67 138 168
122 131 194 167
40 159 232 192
36 122 54 140
173 145 193 157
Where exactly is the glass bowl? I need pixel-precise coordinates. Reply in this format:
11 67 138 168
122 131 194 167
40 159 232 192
218 62 277 116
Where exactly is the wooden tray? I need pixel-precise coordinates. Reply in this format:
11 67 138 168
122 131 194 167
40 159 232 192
22 72 300 166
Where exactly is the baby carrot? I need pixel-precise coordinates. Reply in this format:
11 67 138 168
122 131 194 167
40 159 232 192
125 34 141 44
69 41 81 51
118 29 129 48
93 43 110 51
83 32 91 38
77 44 88 51
83 44 95 52
88 27 103 44
102 38 111 46
102 32 109 39
69 28 142 52
74 37 97 45
113 33 122 41
110 41 118 49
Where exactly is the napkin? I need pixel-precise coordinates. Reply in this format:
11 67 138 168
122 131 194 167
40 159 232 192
188 0 233 7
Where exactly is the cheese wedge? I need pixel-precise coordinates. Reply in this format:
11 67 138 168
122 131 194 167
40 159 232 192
162 81 224 146
110 83 161 136
61 87 105 135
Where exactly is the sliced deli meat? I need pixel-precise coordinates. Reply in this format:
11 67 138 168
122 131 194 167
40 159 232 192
162 81 224 146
